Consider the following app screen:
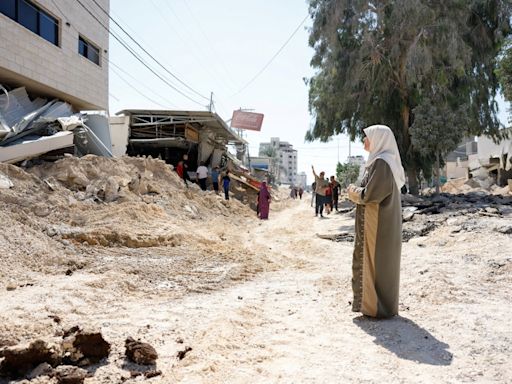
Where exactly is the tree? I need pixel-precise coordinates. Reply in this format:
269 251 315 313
336 161 360 188
497 39 512 123
410 99 469 194
306 0 512 194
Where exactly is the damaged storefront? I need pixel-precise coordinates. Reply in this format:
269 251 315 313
116 109 245 173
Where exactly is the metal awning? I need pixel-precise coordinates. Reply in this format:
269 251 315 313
116 109 246 144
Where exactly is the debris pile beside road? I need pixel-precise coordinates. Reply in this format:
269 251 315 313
0 87 113 164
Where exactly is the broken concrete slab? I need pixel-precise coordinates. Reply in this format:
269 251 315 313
0 131 74 164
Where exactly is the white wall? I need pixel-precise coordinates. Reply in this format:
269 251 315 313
0 0 109 110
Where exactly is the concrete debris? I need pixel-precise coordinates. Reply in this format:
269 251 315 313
0 339 61 378
54 365 88 384
61 328 111 366
0 172 13 188
125 337 158 365
27 362 54 380
0 86 113 163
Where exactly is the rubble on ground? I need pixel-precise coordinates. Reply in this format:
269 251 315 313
125 337 158 365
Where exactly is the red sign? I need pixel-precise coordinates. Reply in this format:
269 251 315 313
231 110 264 131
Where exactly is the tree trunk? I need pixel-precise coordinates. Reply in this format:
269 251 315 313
401 104 419 195
435 150 440 195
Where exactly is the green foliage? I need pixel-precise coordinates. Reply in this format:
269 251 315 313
497 39 512 122
306 0 512 190
410 99 468 157
336 161 360 187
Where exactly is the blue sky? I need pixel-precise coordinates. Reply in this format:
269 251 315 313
107 0 509 182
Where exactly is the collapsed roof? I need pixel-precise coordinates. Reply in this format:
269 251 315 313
116 109 246 147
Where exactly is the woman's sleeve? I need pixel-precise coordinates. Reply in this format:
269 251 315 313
348 160 394 205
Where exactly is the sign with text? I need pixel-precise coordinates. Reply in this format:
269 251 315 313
231 110 264 131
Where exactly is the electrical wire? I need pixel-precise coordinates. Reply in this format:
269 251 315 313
232 14 309 96
90 0 209 102
49 0 176 110
74 0 207 107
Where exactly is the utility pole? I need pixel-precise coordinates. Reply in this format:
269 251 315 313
208 91 213 112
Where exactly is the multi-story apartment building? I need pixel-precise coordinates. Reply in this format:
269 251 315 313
0 0 109 110
259 137 298 185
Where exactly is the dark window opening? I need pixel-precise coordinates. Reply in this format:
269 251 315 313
0 0 16 20
78 36 100 65
0 0 59 46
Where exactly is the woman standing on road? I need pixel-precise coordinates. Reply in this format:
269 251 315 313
258 181 271 220
347 125 405 318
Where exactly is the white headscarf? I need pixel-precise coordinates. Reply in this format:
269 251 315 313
364 125 406 189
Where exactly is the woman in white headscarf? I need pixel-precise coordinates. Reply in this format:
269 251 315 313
347 125 405 318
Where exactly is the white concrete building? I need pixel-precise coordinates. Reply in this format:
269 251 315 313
259 137 298 185
0 0 109 110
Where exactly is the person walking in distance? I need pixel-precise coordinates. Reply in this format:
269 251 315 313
222 170 231 200
258 181 271 219
211 166 220 194
311 166 329 218
195 161 208 191
347 125 405 318
330 175 341 211
311 181 316 208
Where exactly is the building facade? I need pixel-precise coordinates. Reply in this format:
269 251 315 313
0 0 109 110
259 137 298 185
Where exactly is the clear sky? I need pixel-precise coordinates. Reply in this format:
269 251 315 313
107 0 509 183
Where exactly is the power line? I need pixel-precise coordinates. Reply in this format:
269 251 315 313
90 0 209 102
110 65 174 109
232 14 309 96
180 0 238 91
74 0 207 107
49 0 175 110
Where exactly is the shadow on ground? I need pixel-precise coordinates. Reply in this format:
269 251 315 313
353 315 453 365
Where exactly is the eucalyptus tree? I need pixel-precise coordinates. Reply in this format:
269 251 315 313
306 0 512 194
497 38 512 122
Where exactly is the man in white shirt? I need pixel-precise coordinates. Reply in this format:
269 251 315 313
196 162 209 191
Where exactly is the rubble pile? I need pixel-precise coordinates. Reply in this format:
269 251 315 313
441 176 511 195
0 87 113 164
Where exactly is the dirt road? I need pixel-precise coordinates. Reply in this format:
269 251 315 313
1 192 511 383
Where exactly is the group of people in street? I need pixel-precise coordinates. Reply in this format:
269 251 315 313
174 154 271 221
289 186 304 199
311 167 341 218
175 154 231 200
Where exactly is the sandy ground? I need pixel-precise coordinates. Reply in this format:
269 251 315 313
0 158 511 383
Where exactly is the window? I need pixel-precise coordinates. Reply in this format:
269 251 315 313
0 0 59 46
78 36 100 65
0 0 16 20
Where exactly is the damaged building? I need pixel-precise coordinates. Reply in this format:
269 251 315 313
0 0 109 110
114 109 246 172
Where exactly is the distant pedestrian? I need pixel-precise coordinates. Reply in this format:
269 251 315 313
258 181 271 219
196 161 208 191
181 154 190 186
211 166 220 194
347 124 405 318
312 166 329 218
176 160 184 179
311 181 316 207
330 175 341 211
298 187 303 199
222 170 231 200
324 182 332 214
